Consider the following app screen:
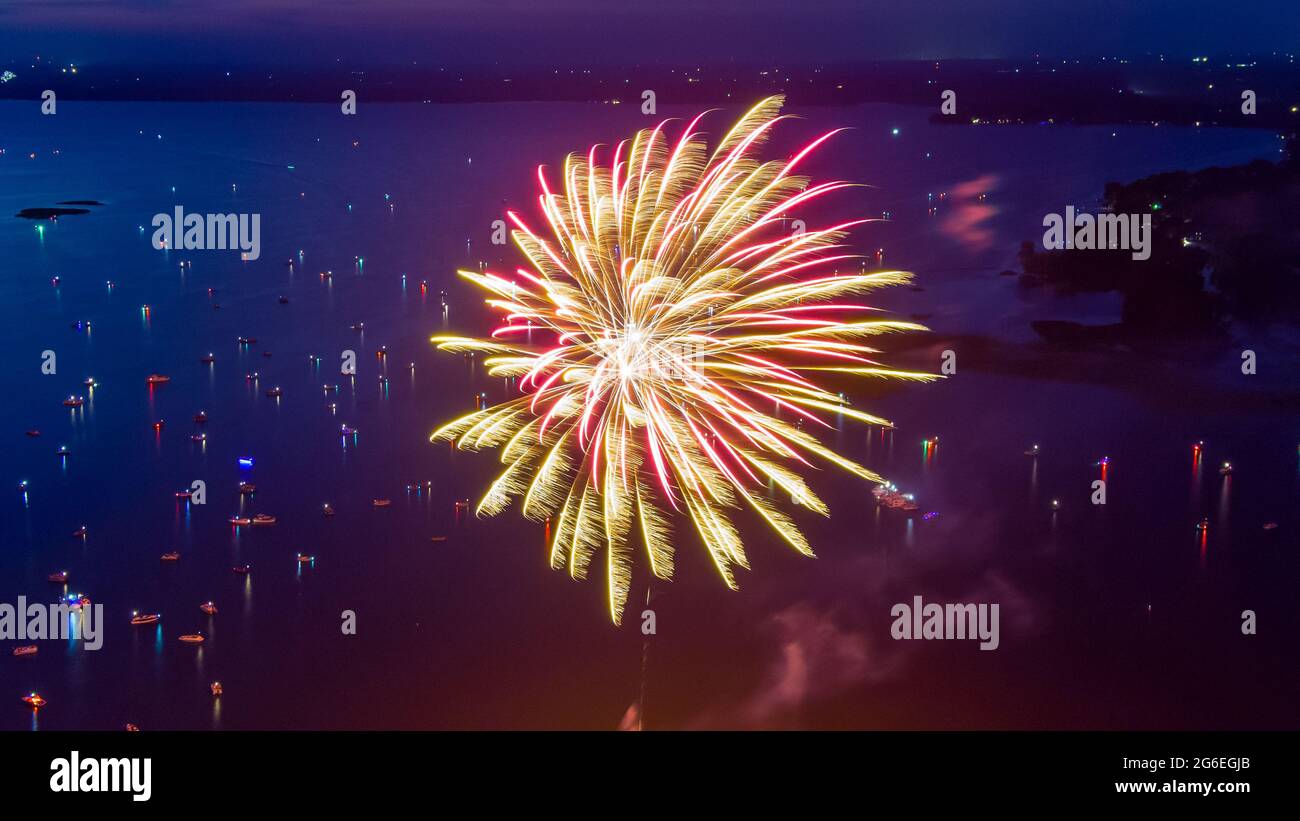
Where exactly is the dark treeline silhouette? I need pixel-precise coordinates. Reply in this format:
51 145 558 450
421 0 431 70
1019 138 1300 343
3 57 1298 129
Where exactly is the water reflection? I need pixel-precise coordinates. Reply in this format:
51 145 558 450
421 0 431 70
1191 441 1203 505
3 100 1293 732
1198 521 1209 571
66 610 80 654
1217 475 1232 534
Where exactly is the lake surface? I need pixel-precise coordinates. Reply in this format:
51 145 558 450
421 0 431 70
1 100 1295 729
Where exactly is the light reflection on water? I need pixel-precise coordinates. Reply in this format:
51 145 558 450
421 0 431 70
0 100 1295 730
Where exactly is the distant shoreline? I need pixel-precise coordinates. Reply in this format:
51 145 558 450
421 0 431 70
2 57 1297 130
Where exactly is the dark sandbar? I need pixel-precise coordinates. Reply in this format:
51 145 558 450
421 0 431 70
15 207 91 219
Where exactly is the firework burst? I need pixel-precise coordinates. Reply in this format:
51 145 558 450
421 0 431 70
432 96 935 623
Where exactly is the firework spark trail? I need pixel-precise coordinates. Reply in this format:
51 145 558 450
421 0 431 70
432 96 936 623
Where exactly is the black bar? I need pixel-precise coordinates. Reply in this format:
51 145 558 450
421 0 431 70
1 731 1286 806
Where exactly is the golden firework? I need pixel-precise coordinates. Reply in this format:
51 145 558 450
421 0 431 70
433 96 934 623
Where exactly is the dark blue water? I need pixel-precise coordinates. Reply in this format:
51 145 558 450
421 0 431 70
1 101 1295 729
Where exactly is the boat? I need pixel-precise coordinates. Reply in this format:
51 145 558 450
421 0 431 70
232 565 251 574
1024 444 1040 456
25 429 40 437
266 386 282 397
47 571 68 583
145 374 171 384
175 489 193 499
190 433 207 443
245 372 259 382
56 444 71 456
21 693 47 708
251 514 276 526
278 295 289 304
322 503 336 517
83 377 96 387
160 552 180 561
229 515 251 526
237 337 257 345
238 482 257 494
151 420 164 431
871 483 919 511
63 395 84 407
12 645 37 657
1197 518 1209 532
430 536 447 543
200 353 216 363
194 411 208 423
200 602 218 615
71 526 87 538
1219 461 1234 476
130 612 161 625
125 723 140 732
210 682 223 696
1263 522 1279 531
340 424 356 435
373 498 391 507
67 594 91 609
323 384 338 393
296 553 315 564
350 322 365 331
178 634 205 644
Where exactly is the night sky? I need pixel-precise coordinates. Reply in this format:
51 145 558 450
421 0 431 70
0 0 1295 67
